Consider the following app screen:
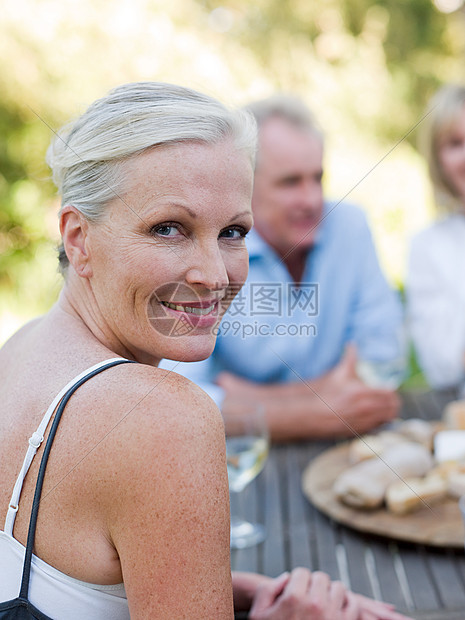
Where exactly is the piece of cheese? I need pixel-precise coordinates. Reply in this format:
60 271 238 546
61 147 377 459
434 430 465 463
447 471 465 498
443 400 465 430
385 474 447 515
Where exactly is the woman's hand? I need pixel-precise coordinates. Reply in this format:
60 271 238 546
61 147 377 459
233 569 414 620
352 593 414 620
248 568 360 620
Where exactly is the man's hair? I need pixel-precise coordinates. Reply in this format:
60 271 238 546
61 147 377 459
419 83 465 214
47 81 257 272
243 94 323 139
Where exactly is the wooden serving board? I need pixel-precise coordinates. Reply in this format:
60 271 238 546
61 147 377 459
302 442 465 548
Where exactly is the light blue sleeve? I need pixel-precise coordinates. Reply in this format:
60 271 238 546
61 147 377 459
346 211 405 364
158 357 225 407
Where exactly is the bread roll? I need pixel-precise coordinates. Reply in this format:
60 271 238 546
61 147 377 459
443 400 465 430
394 418 435 450
426 460 465 497
385 473 447 515
348 431 407 464
334 442 434 509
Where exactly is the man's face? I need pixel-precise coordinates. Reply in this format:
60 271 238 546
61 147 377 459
251 117 324 259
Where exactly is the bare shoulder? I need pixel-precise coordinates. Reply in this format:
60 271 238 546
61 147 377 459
109 362 223 437
0 316 42 358
92 361 226 487
95 363 232 618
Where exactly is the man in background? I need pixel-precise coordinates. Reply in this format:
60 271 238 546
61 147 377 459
161 95 404 441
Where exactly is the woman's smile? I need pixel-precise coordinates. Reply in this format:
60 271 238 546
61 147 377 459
161 300 218 315
157 298 221 329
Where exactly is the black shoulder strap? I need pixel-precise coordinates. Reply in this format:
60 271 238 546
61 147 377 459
18 359 135 600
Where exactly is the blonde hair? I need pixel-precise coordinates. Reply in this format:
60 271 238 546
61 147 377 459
419 83 465 214
46 82 257 271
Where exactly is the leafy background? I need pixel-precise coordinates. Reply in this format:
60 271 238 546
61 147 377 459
1 0 465 387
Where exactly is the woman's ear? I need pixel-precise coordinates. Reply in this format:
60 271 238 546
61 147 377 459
59 206 93 277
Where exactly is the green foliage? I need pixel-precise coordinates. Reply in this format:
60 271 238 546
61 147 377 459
0 0 464 343
229 0 464 143
0 101 60 326
401 342 429 391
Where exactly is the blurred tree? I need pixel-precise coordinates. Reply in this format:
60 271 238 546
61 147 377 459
0 0 464 342
0 98 60 328
200 0 465 143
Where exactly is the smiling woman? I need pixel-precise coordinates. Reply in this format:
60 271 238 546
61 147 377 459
0 82 257 620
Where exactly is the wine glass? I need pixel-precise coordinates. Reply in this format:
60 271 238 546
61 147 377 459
356 326 407 390
356 357 406 390
222 403 269 549
459 495 465 549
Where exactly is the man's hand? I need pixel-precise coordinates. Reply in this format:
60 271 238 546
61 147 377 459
312 344 400 437
216 344 399 441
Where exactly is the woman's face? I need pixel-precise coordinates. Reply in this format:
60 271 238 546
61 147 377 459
438 105 465 205
85 139 254 365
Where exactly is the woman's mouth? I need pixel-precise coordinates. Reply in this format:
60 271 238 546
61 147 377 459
161 301 216 316
156 299 222 330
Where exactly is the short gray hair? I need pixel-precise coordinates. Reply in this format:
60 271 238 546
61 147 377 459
47 82 257 272
419 83 465 214
243 94 323 139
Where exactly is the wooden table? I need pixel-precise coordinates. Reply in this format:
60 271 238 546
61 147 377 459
231 388 465 620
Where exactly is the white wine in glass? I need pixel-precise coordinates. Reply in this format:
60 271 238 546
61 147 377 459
222 404 269 549
356 326 407 390
356 358 406 390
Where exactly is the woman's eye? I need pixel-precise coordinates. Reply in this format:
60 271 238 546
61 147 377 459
151 224 180 237
220 227 247 240
443 134 465 149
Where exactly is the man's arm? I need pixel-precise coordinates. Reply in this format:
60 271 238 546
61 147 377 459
218 345 399 442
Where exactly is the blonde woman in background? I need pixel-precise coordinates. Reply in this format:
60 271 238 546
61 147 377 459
407 84 465 394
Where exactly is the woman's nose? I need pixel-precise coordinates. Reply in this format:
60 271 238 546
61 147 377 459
185 244 229 291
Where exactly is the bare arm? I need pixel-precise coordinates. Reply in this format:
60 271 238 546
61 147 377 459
218 346 399 442
105 370 233 619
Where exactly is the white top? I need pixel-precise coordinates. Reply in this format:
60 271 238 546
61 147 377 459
0 359 130 619
406 214 465 390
